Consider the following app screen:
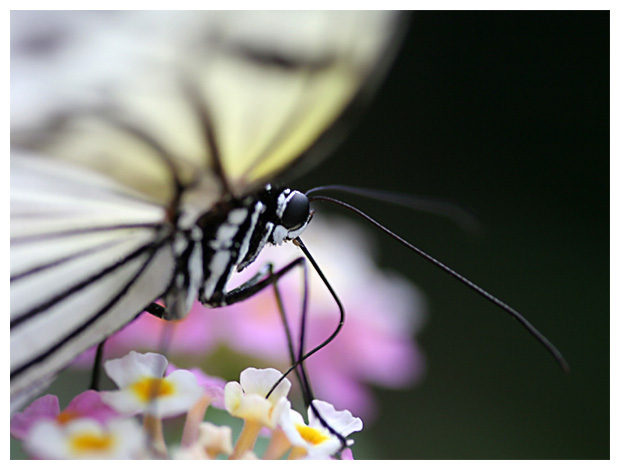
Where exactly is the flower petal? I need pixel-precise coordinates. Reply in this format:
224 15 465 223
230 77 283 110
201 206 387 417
224 381 243 415
65 390 118 424
104 351 168 388
10 394 60 440
310 400 363 436
239 368 290 404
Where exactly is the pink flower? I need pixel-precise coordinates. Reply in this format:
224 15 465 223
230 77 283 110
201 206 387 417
11 390 118 440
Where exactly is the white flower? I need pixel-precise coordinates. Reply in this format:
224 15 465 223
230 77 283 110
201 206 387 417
278 399 363 459
224 367 291 428
100 351 202 418
23 417 145 459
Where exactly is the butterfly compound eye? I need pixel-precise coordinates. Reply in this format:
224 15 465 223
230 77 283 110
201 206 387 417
281 191 310 230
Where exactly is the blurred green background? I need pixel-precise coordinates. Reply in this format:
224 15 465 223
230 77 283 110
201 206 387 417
11 11 609 460
293 11 609 459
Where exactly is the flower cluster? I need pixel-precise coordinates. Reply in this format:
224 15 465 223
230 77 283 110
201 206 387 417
11 352 362 460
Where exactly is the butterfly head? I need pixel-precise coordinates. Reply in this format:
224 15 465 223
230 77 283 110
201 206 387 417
269 187 312 245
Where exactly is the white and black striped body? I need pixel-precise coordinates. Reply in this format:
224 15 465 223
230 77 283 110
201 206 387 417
165 185 311 317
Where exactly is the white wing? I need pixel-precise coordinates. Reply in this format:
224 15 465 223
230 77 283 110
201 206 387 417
10 151 175 411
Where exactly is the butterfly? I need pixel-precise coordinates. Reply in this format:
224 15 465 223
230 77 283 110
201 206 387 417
10 11 404 413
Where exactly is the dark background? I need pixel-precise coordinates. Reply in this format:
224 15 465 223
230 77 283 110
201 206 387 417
292 11 609 459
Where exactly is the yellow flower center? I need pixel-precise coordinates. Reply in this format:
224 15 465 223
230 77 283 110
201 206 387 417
295 424 330 445
131 377 174 402
70 432 114 454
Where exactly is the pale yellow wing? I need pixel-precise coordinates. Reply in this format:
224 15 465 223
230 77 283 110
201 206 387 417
189 11 402 191
11 11 401 210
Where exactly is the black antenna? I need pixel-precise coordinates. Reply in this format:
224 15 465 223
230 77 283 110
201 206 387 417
306 184 480 234
308 193 569 373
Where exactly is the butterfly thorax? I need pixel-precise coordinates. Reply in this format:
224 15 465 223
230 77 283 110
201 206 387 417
164 185 311 314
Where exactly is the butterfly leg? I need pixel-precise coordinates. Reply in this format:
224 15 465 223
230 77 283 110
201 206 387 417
145 302 167 318
142 259 302 315
262 262 320 417
210 258 306 307
89 340 106 391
